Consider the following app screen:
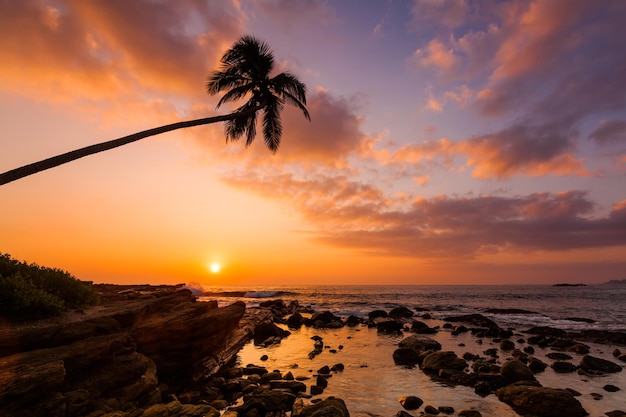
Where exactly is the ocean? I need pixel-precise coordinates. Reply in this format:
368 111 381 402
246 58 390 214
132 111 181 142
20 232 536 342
198 284 626 332
196 284 626 417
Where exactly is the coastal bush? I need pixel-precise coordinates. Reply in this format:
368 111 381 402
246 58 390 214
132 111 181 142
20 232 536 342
0 253 98 320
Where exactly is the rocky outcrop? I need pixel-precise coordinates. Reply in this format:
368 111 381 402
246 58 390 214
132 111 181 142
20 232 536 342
295 397 350 417
496 384 588 417
0 285 272 417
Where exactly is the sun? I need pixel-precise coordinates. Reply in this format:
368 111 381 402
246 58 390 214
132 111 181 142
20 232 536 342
210 262 221 274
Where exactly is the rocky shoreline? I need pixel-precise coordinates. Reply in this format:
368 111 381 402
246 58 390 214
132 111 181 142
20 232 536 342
1 285 625 417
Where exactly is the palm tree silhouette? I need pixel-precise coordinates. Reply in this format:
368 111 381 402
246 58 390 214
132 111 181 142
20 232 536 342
0 35 310 186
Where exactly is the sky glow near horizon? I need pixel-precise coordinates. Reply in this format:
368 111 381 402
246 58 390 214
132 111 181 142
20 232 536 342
1 0 625 286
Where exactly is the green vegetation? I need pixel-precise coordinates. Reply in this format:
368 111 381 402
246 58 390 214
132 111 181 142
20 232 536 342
0 253 98 320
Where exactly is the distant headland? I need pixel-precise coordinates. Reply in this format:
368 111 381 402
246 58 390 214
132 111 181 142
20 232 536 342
552 283 586 287
603 279 626 285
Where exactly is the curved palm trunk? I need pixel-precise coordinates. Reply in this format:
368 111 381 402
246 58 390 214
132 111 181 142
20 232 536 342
0 109 258 186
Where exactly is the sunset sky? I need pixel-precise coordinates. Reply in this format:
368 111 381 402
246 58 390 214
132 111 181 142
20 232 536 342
1 0 625 286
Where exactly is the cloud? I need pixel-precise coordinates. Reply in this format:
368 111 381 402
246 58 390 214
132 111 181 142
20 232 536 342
461 124 591 178
0 0 244 102
224 167 626 257
589 120 626 145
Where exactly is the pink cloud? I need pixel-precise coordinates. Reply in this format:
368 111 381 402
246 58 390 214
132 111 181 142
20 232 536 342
0 0 244 102
224 167 626 258
589 120 626 145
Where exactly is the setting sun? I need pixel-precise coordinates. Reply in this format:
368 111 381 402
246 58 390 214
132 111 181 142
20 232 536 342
210 262 221 274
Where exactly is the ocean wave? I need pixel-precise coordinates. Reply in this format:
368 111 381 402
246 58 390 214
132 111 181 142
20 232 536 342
201 290 295 298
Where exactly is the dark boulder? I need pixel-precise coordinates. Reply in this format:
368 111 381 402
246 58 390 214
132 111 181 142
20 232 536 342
500 360 537 384
551 361 577 373
286 312 304 329
410 320 438 334
297 396 350 417
393 347 422 366
253 322 291 346
399 395 423 410
389 306 414 319
421 351 467 372
368 310 388 320
398 335 442 353
580 355 623 374
377 320 403 334
311 311 344 329
496 385 588 417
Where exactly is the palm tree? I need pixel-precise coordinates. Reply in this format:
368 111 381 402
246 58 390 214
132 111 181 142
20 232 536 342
0 35 310 186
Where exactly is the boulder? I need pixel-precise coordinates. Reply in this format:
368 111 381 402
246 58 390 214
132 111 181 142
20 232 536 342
252 322 291 346
393 347 422 366
389 306 414 319
368 310 388 320
286 312 304 329
377 320 403 334
398 335 442 353
399 395 423 410
311 311 344 329
236 389 297 415
500 339 515 350
579 355 623 374
496 385 588 417
458 410 482 417
500 360 537 384
551 361 577 373
297 397 350 417
421 351 467 372
410 320 438 334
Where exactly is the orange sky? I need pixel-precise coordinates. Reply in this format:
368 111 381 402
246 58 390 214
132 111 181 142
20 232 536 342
1 1 625 286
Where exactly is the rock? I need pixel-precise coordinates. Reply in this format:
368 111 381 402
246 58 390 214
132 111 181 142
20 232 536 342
393 347 422 366
253 322 291 346
317 365 331 374
496 385 588 417
344 315 362 327
580 355 623 374
331 363 345 372
500 339 515 350
547 352 573 360
316 375 328 388
368 310 388 320
377 320 403 334
399 395 424 410
528 357 548 373
298 397 350 417
310 385 324 395
604 384 620 392
396 411 413 417
438 406 455 414
260 355 269 361
424 405 439 414
410 320 438 334
613 348 622 357
551 361 577 373
389 306 414 319
142 399 214 417
526 326 566 337
606 411 626 417
398 335 442 353
500 360 537 384
444 314 499 330
421 351 467 372
236 389 297 416
269 381 307 394
458 410 482 417
310 311 344 329
286 312 304 329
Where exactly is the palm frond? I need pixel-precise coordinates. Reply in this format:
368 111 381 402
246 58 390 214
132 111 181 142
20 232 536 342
271 73 308 103
281 90 311 121
262 98 284 152
217 84 255 108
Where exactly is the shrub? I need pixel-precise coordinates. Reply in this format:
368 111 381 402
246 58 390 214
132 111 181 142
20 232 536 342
0 253 98 320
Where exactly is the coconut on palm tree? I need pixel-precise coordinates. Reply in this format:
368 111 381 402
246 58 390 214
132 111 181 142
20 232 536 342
0 35 310 186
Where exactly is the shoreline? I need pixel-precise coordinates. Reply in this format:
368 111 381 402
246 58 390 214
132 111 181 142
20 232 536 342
1 284 625 417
